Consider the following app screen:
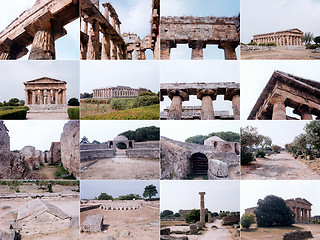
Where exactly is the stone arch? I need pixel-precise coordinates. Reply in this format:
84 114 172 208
234 143 240 155
221 143 233 152
214 141 218 148
190 152 208 176
109 141 113 148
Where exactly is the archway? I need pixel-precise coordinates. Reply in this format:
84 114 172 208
129 141 133 148
190 153 208 176
116 142 127 149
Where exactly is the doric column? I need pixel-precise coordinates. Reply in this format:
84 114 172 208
47 90 51 104
293 105 313 120
218 41 238 60
55 90 59 104
110 40 118 60
270 94 286 120
197 89 216 120
25 90 29 105
62 90 66 104
27 12 56 60
309 210 311 222
188 40 206 60
101 34 111 60
225 89 240 120
32 90 36 105
160 40 176 60
102 3 110 21
117 45 123 60
199 192 206 227
126 50 133 60
87 20 100 60
167 89 189 120
39 90 44 105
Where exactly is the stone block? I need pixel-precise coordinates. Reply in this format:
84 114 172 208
81 214 103 233
160 227 170 235
189 224 198 234
208 159 228 178
283 230 313 240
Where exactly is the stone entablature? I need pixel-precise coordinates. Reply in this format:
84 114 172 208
93 86 148 99
24 77 67 106
0 0 79 60
245 198 312 223
248 70 320 120
160 15 240 60
253 28 303 46
160 82 240 120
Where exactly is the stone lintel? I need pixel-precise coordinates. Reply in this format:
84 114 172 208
224 88 240 101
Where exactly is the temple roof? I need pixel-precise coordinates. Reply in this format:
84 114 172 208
23 77 67 85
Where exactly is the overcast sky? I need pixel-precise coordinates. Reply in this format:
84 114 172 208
0 0 79 60
161 121 240 142
81 120 159 142
161 0 240 59
4 120 69 151
80 61 159 94
161 180 240 213
241 60 320 120
160 61 239 113
81 180 160 199
0 61 79 102
241 0 320 43
241 180 320 216
242 120 310 147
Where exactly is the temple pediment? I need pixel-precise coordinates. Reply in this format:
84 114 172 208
24 77 66 85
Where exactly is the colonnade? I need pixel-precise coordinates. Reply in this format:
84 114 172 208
25 88 66 105
292 207 312 223
93 87 146 99
254 34 303 46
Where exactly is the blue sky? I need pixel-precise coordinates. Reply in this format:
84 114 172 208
81 180 160 199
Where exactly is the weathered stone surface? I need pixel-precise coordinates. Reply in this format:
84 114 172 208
50 142 61 164
208 160 228 178
189 224 197 234
120 230 130 237
222 214 240 225
161 236 189 240
283 230 313 240
34 150 41 169
20 146 36 170
81 214 103 233
105 236 115 240
126 148 159 159
0 121 10 153
161 228 171 235
93 86 147 98
0 230 19 240
60 120 80 178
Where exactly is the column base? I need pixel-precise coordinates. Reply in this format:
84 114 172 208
26 104 68 113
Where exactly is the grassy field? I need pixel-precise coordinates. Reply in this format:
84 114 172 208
81 104 160 120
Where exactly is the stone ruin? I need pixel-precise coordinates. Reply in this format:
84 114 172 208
283 230 313 240
222 214 240 225
161 136 240 180
100 202 141 211
160 82 240 120
160 15 240 60
0 0 79 60
80 135 160 161
80 0 160 60
81 214 104 233
93 86 148 99
248 70 320 120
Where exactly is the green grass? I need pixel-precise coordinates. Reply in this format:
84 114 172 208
54 163 76 179
81 104 160 120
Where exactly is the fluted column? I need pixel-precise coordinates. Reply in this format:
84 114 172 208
47 90 51 104
39 90 44 104
188 40 206 60
110 40 118 60
218 41 238 60
167 89 189 120
101 34 111 60
270 95 286 120
25 90 29 105
199 192 206 227
294 105 313 120
55 90 59 104
87 20 100 60
160 40 176 60
63 90 66 104
225 89 240 120
32 90 36 105
309 210 311 222
197 89 216 120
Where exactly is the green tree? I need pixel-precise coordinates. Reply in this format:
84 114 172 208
143 184 158 200
214 131 240 142
160 210 174 218
260 136 272 150
80 136 90 144
185 209 200 223
174 212 181 217
185 135 207 145
254 195 295 227
305 120 320 149
92 140 101 144
241 212 256 229
68 97 80 106
97 193 113 200
118 126 160 142
19 100 25 106
314 36 320 45
117 193 140 200
241 126 263 165
302 32 314 44
138 91 157 96
8 98 20 106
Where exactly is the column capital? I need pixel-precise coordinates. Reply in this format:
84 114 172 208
188 40 207 49
269 93 286 105
224 88 240 101
197 89 217 100
167 89 189 101
199 192 206 196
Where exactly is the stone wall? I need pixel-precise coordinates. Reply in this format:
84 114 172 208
134 141 160 149
80 144 110 150
0 121 10 153
126 148 159 159
80 149 116 161
49 142 61 164
60 120 80 178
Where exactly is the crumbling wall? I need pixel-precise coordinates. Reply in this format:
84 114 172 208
126 149 159 159
283 230 313 240
49 142 61 164
80 149 115 161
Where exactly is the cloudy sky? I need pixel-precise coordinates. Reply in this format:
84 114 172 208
0 61 79 102
80 61 159 94
241 120 310 147
160 61 239 113
0 0 79 60
241 60 320 120
161 0 240 59
161 180 240 213
161 121 240 142
4 120 69 151
80 120 159 143
241 0 320 43
241 180 320 216
81 180 160 199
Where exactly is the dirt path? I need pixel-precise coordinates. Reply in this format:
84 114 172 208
81 150 160 180
198 221 234 240
241 152 320 180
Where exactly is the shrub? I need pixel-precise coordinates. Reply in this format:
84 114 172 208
0 109 27 119
110 96 159 110
247 41 257 46
241 149 255 165
259 42 276 47
307 44 319 49
255 150 266 158
241 212 256 229
68 107 80 119
138 91 157 96
68 97 80 106
185 209 200 223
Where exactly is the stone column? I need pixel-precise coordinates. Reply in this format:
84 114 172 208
110 40 118 60
101 34 111 60
188 40 206 60
218 41 238 60
55 90 59 104
25 90 29 105
160 40 176 60
270 95 286 120
39 90 44 104
126 50 133 60
27 12 56 60
208 212 212 223
294 105 313 120
199 192 206 227
167 89 189 120
62 90 66 104
309 210 311 222
197 89 216 120
87 20 100 60
47 90 51 104
102 3 110 21
32 90 36 105
225 89 240 120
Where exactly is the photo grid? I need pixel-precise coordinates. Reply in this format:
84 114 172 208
0 0 319 239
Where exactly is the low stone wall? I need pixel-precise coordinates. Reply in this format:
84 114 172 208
134 141 160 149
80 149 115 161
27 104 68 113
80 144 110 150
0 192 79 199
241 45 276 51
283 230 313 240
80 204 101 212
126 148 159 159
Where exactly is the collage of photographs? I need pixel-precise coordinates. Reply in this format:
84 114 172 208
0 0 319 239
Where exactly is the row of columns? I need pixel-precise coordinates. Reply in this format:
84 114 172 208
25 89 66 105
160 40 238 60
254 35 303 46
93 88 139 98
166 89 240 120
292 207 311 222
